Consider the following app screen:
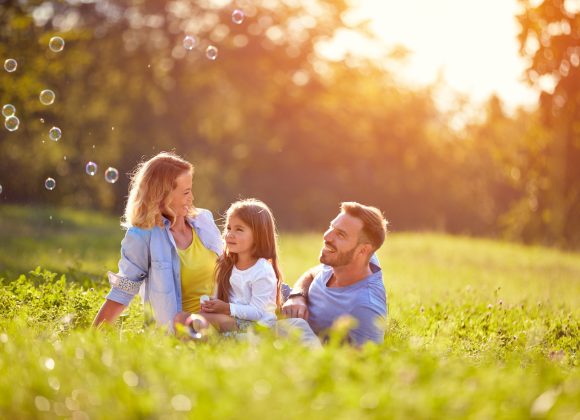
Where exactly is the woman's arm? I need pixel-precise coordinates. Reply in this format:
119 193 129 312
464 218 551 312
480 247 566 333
93 228 150 328
92 299 126 327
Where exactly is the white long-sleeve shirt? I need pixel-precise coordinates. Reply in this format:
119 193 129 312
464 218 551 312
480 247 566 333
229 258 278 326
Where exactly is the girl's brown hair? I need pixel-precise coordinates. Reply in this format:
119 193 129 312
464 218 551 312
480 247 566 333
122 151 198 229
215 199 283 308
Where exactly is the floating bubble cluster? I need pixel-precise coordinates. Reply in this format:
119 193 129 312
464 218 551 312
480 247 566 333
3 7 249 194
4 59 17 72
45 177 56 191
105 167 119 184
5 116 19 131
49 126 61 141
39 89 55 106
206 45 218 60
85 161 98 176
49 36 65 52
2 104 15 118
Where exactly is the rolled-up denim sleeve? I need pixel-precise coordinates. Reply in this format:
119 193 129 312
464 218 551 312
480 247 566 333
106 228 149 306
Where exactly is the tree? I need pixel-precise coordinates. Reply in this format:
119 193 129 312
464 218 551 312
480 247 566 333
517 0 580 246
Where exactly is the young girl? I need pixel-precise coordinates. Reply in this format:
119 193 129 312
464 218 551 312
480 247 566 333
92 152 223 331
197 199 283 332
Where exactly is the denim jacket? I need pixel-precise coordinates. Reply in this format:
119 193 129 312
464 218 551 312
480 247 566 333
106 208 223 330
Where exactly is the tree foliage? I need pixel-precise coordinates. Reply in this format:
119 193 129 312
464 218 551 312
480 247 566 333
1 0 578 247
517 0 580 245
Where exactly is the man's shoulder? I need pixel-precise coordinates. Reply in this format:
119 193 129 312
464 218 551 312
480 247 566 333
315 264 333 278
310 265 332 288
339 273 386 311
363 268 386 294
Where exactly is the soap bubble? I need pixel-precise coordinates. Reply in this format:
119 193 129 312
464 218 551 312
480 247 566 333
188 314 210 341
85 161 98 176
43 357 55 370
39 90 55 106
49 127 61 141
183 35 197 50
232 9 245 24
45 178 56 191
105 167 119 184
2 104 15 118
49 36 65 52
206 45 218 60
4 116 19 131
4 59 17 72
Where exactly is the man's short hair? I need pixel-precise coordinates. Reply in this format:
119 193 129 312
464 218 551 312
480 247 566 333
340 202 388 251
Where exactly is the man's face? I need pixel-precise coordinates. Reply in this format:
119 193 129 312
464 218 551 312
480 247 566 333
319 212 364 267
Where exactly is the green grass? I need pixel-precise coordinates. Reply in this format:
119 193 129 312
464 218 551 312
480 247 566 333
0 205 579 419
0 205 121 283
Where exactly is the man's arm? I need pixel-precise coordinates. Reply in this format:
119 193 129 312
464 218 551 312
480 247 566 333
281 265 322 319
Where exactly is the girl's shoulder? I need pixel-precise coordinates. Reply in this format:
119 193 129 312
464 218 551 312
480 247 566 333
254 258 276 277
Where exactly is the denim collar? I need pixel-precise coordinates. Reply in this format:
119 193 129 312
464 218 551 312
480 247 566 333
161 215 197 228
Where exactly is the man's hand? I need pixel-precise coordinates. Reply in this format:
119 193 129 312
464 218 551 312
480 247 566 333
200 298 231 315
281 296 309 320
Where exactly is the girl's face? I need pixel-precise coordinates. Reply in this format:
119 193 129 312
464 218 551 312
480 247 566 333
167 171 193 218
224 214 254 257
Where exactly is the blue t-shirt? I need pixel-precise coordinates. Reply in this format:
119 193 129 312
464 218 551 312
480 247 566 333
307 260 387 345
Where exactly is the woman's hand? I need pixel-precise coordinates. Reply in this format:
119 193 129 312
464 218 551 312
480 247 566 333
200 298 231 315
92 299 127 328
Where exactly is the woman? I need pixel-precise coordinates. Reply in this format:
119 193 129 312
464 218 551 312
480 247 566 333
92 152 223 331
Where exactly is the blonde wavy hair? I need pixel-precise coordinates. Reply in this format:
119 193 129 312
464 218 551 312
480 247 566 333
121 152 199 229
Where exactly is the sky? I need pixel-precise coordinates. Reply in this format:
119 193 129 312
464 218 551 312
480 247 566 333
338 0 539 112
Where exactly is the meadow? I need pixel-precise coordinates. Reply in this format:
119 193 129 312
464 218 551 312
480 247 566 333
0 205 578 419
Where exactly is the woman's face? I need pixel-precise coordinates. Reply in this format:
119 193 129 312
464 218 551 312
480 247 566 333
167 171 193 218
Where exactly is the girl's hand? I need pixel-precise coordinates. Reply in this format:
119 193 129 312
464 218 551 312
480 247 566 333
173 311 191 327
200 298 231 315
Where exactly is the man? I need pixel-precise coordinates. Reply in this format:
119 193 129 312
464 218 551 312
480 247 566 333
281 202 388 346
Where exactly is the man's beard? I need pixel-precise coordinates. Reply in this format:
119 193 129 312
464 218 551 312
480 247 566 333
320 243 357 267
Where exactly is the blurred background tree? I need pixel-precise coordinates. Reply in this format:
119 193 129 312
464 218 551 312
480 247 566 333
0 0 578 248
516 0 580 246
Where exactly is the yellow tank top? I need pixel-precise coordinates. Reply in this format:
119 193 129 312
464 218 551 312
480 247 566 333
177 228 217 313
